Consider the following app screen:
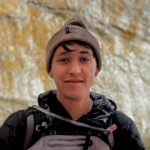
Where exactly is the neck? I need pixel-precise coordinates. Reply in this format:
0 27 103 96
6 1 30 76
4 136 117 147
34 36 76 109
57 93 92 120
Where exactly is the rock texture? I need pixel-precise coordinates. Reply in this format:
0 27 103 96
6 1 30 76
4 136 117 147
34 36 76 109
0 0 150 149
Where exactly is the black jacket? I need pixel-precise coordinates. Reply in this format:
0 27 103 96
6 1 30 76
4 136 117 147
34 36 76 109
0 90 145 150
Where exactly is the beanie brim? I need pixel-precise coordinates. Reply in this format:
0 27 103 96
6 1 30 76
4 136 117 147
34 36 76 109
46 23 101 73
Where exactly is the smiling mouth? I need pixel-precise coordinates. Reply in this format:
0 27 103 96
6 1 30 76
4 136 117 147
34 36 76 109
64 79 84 83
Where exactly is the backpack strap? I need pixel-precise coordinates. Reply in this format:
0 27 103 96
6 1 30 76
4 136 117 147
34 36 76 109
23 114 34 150
107 118 117 148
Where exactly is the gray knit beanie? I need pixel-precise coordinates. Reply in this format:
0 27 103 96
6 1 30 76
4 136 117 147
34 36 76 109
46 18 101 73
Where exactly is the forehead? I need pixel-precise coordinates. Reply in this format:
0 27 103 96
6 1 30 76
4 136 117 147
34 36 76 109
55 42 93 55
63 41 91 49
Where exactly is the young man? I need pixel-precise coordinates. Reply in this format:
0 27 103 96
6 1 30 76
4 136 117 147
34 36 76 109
0 18 145 150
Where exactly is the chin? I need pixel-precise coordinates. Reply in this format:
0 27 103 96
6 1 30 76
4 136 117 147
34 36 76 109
65 90 89 100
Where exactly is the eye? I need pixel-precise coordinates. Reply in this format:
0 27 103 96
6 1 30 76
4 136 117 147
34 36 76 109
59 58 69 63
81 58 90 62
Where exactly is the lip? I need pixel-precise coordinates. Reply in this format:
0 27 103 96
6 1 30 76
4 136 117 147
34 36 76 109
64 79 84 85
64 79 84 83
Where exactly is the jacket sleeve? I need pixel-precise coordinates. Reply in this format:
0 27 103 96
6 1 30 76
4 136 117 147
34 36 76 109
112 111 145 150
0 110 27 150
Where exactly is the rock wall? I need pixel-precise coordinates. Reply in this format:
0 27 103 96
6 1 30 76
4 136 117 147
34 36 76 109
0 0 150 148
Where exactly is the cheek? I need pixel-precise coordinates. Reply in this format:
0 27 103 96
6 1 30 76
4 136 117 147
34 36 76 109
90 62 98 77
50 67 65 81
85 66 97 81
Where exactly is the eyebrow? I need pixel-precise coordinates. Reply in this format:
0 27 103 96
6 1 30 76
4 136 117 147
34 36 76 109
80 51 92 54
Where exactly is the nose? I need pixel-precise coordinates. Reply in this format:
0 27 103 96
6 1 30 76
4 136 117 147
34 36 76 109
68 61 81 75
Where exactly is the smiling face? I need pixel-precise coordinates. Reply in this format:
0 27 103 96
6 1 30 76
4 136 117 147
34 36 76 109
49 42 99 101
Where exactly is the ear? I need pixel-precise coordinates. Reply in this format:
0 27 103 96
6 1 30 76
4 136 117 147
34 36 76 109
49 70 54 79
94 68 100 77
